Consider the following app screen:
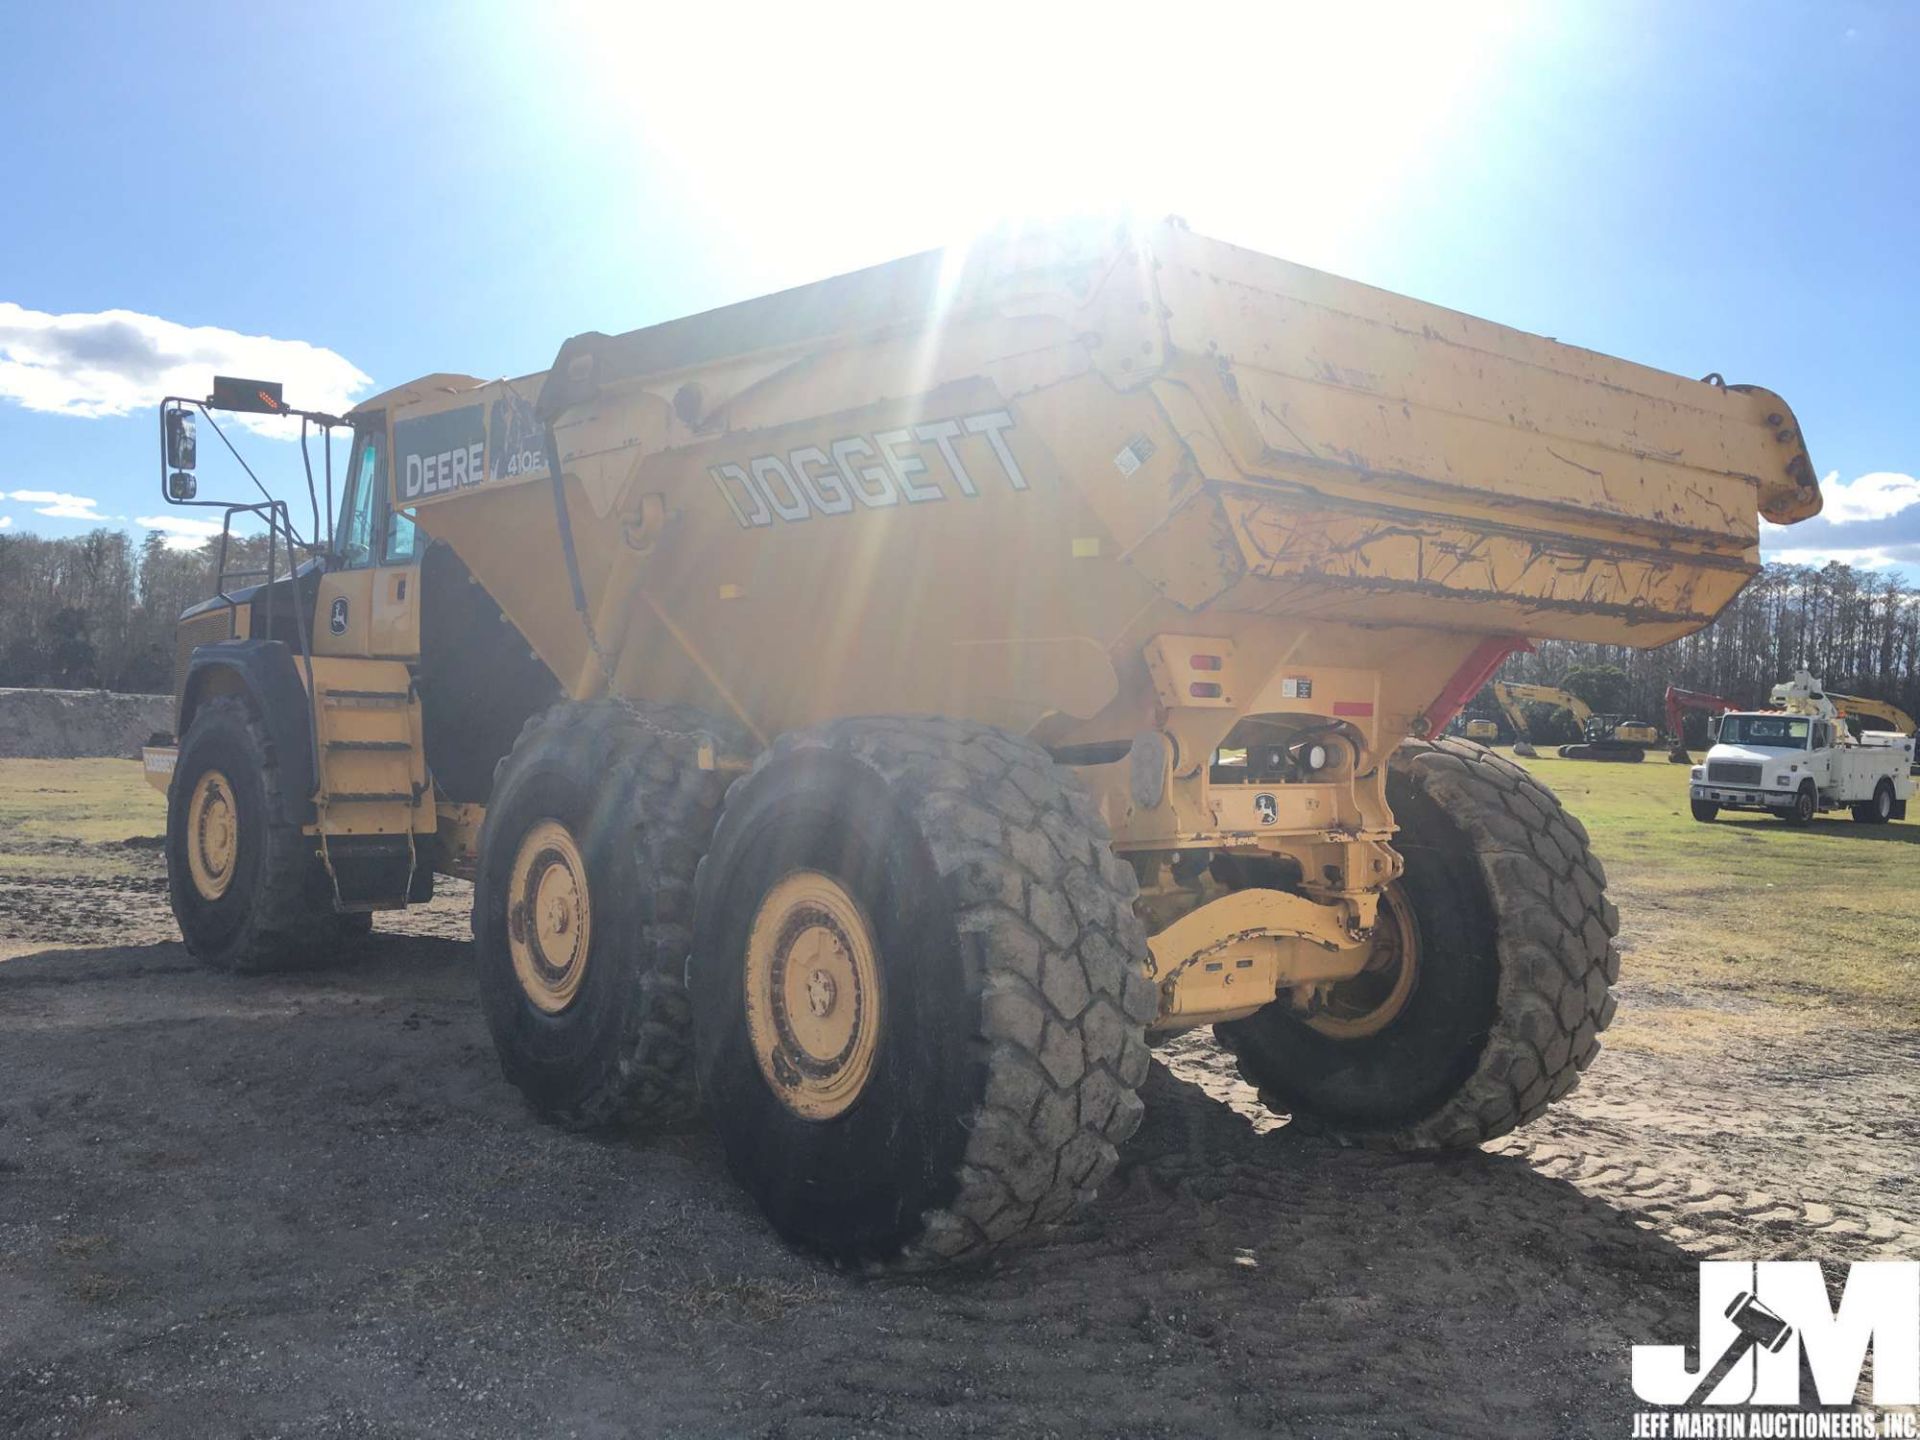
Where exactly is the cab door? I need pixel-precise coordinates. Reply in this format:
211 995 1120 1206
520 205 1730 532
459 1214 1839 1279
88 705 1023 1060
1808 720 1834 792
315 422 420 659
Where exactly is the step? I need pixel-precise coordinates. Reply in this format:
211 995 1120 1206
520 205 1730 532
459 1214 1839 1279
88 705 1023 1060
326 739 413 752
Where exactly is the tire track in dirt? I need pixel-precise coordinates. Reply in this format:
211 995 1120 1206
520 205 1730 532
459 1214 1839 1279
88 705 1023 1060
1161 1026 1920 1265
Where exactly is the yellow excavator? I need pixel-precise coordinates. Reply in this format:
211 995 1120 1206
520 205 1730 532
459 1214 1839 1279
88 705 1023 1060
1490 682 1659 762
1819 690 1918 775
1828 692 1917 738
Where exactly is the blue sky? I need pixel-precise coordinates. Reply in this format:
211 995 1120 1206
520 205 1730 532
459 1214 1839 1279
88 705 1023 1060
1 1 1914 565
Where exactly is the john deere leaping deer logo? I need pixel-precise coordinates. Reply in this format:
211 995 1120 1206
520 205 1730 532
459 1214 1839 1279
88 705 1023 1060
329 597 349 635
1254 793 1278 826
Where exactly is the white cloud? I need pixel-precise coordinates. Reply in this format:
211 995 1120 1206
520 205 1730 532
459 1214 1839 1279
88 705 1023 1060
0 515 11 529
0 488 109 521
1767 545 1903 570
0 302 372 438
1813 470 1920 525
136 513 225 553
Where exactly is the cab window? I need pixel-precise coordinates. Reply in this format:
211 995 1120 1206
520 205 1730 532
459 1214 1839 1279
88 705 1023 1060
1719 715 1810 747
334 430 384 568
384 503 417 564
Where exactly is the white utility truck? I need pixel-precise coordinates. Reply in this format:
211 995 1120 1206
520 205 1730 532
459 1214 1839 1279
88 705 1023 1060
1690 671 1914 825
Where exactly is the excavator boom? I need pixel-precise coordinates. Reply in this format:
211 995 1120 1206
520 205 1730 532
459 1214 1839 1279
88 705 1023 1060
1490 681 1593 758
1663 685 1739 763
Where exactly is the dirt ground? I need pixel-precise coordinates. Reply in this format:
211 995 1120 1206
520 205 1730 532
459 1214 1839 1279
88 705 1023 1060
2 760 1916 1438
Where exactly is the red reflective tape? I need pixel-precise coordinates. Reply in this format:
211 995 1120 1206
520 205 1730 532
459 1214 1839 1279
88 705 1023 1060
1332 701 1374 717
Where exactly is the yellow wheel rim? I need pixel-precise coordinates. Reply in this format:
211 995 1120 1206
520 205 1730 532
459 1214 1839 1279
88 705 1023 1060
185 768 240 901
507 820 592 1015
744 870 883 1121
1307 882 1421 1040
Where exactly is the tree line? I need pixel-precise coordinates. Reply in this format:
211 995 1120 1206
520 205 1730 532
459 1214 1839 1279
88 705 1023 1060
1461 563 1920 744
0 528 276 694
3 530 1916 729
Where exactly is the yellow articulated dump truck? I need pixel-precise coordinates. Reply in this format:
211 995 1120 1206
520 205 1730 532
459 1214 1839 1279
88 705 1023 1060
149 219 1821 1266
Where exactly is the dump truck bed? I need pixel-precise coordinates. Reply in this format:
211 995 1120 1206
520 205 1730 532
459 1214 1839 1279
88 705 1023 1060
378 219 1818 745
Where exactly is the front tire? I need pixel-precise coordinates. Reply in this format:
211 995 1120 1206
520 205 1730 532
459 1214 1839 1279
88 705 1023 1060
166 694 364 972
1216 738 1620 1150
1779 783 1817 826
472 701 730 1131
689 719 1155 1267
1690 799 1719 823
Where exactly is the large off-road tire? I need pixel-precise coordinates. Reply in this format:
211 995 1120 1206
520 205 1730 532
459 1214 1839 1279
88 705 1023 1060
1851 781 1894 825
166 694 366 973
689 718 1156 1268
472 700 732 1131
1216 737 1620 1150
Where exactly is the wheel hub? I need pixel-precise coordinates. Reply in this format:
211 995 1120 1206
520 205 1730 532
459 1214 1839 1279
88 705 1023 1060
744 870 882 1120
185 768 239 901
1304 881 1421 1039
507 820 592 1014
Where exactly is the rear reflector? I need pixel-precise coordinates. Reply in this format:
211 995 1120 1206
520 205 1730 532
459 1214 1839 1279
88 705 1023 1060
1332 701 1374 717
1189 654 1223 671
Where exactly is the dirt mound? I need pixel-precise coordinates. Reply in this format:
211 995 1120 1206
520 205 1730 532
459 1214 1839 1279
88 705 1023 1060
0 687 172 759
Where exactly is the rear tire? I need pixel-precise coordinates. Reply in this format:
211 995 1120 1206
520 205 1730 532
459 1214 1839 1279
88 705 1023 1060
1690 799 1719 823
166 695 366 973
1851 781 1894 825
689 718 1155 1267
1216 738 1619 1150
472 700 733 1131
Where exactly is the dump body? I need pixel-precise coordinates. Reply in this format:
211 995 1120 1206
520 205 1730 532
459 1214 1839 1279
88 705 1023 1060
157 222 1826 1247
375 220 1816 776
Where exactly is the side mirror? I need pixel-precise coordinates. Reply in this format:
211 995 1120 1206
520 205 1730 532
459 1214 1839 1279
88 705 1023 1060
167 471 198 500
166 409 198 470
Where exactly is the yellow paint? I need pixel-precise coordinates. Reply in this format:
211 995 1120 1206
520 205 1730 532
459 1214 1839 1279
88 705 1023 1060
743 870 882 1120
300 657 433 841
506 819 591 1014
1492 681 1596 742
1146 885 1370 1028
185 768 238 901
1304 882 1420 1039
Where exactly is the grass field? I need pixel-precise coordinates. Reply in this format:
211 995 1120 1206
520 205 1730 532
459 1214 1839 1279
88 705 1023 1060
1517 751 1920 1038
3 751 1915 1036
0 757 164 879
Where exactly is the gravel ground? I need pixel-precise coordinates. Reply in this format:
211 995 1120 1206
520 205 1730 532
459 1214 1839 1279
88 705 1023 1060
1 848 1915 1437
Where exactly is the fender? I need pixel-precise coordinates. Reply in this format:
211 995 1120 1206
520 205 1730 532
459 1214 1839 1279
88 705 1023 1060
180 639 318 825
